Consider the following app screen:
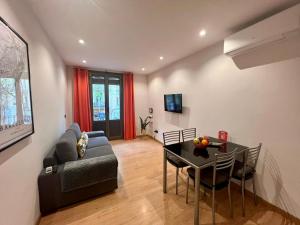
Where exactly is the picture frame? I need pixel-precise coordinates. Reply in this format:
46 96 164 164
0 17 34 152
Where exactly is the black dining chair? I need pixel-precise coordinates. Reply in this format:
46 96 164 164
182 128 196 142
186 149 237 225
181 128 197 172
232 143 262 216
163 130 188 195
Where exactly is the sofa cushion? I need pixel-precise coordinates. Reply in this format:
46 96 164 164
83 144 115 159
86 130 105 138
55 130 78 163
87 136 109 149
69 123 82 140
62 154 118 192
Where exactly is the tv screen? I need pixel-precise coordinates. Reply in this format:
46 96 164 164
164 94 182 113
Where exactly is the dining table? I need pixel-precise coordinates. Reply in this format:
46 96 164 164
163 136 247 225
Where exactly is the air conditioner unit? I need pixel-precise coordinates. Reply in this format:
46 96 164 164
224 4 300 57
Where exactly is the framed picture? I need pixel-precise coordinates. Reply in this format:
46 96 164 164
0 17 34 152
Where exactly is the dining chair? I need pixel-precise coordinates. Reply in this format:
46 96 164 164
182 128 196 142
163 130 188 195
186 149 237 225
232 143 262 216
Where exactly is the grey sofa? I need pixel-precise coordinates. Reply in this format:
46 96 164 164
38 123 118 215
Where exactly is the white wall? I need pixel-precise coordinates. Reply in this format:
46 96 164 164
65 66 74 128
134 74 149 135
148 42 300 218
0 1 67 225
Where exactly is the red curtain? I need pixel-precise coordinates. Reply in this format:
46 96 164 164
123 72 136 140
73 68 92 131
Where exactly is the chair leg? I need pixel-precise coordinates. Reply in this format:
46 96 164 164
242 177 245 217
181 167 184 173
212 186 216 225
176 167 179 195
186 176 189 204
253 176 258 205
228 181 233 218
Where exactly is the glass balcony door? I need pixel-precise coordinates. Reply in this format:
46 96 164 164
89 72 123 140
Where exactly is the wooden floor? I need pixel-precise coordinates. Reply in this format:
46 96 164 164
40 137 298 225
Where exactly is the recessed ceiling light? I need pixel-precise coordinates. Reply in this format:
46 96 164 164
159 56 164 60
82 60 87 64
199 29 206 37
141 68 145 71
78 39 85 44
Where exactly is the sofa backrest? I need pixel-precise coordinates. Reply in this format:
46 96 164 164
68 123 81 141
43 147 58 168
55 129 78 164
43 123 83 167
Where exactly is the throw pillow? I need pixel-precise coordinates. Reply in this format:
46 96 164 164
77 138 87 158
81 132 89 145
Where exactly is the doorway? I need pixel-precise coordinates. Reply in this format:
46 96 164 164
89 71 123 140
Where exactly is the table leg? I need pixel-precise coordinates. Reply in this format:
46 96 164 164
163 149 167 193
194 167 200 225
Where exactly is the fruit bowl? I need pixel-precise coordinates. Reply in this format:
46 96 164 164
193 136 210 149
194 143 207 149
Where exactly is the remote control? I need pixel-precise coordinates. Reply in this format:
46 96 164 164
45 166 53 174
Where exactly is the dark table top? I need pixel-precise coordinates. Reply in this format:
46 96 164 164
164 137 248 168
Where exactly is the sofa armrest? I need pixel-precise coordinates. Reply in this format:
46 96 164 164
86 130 105 138
61 155 118 192
38 165 64 214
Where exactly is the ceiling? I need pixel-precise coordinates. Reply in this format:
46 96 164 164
26 0 299 74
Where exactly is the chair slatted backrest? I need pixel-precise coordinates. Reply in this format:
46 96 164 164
245 143 262 169
163 130 181 146
213 149 237 186
182 128 196 142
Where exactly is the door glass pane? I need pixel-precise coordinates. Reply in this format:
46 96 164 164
92 84 105 121
109 84 120 120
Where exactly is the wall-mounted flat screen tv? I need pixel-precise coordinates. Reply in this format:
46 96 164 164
164 94 182 113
